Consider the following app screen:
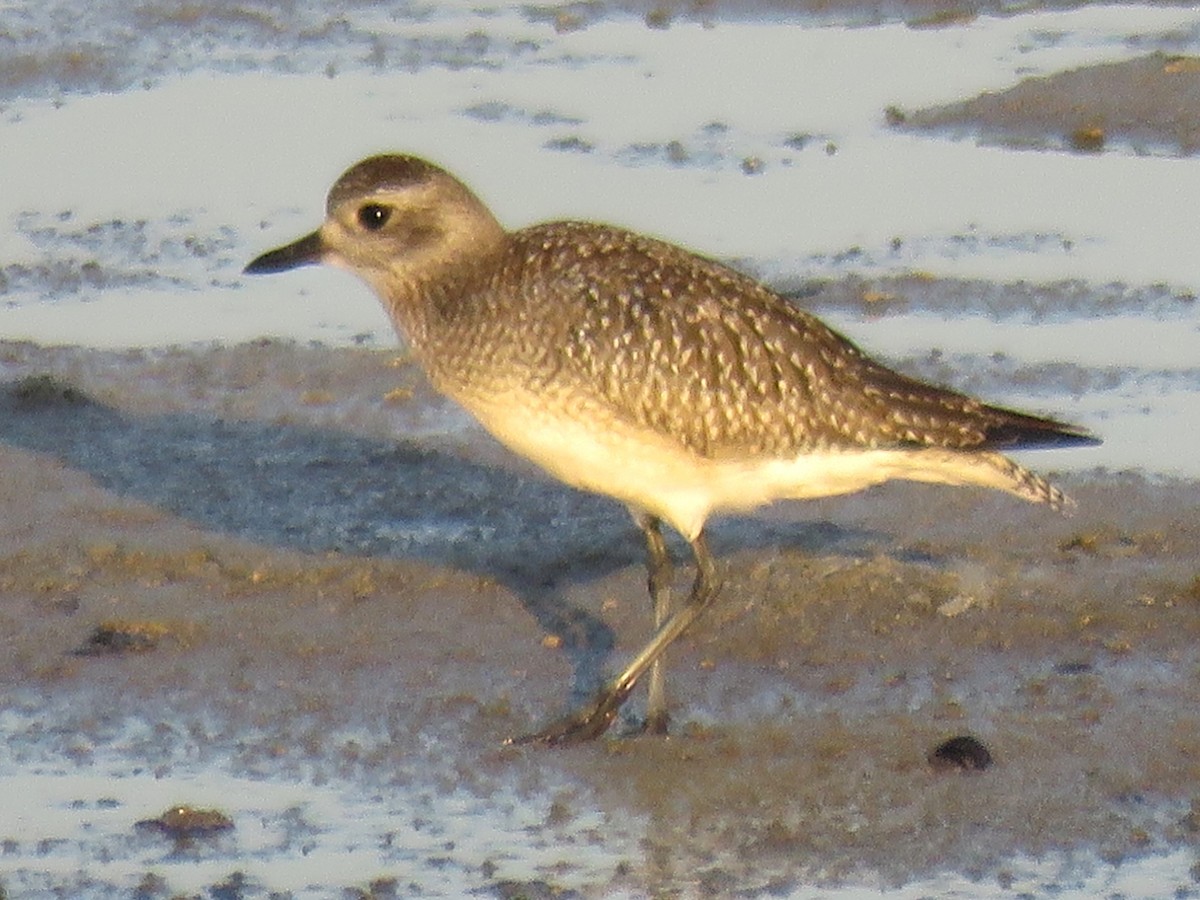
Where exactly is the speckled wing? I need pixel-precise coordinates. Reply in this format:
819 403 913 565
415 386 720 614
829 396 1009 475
508 222 1095 460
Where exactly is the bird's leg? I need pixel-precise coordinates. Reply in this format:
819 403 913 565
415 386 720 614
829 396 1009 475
507 531 720 747
638 514 673 735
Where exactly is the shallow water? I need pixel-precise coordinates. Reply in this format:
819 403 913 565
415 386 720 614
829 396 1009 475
3 1 1200 897
1 697 639 897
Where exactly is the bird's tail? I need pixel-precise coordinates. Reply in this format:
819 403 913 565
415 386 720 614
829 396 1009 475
979 451 1075 513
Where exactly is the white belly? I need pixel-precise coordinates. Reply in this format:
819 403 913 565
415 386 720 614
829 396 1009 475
458 389 1042 541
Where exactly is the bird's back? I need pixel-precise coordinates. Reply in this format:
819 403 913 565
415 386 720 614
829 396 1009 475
464 221 1094 463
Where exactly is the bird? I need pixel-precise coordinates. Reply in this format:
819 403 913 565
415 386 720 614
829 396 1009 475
244 153 1100 745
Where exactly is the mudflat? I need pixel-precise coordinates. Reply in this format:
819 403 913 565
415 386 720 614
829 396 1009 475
2 336 1196 896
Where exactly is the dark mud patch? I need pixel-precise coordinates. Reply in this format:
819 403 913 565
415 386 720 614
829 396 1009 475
6 372 90 408
4 0 1194 112
2 212 239 303
1 339 1199 895
785 273 1198 322
896 52 1200 156
74 618 181 655
528 0 1198 30
0 0 540 103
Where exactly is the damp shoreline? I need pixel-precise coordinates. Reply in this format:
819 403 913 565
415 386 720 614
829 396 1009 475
3 0 1200 896
1 340 1199 897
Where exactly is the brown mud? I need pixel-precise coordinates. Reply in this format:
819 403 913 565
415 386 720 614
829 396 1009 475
1 334 1197 895
896 53 1200 156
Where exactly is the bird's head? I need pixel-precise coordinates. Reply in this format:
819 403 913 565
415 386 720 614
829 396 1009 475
244 154 506 296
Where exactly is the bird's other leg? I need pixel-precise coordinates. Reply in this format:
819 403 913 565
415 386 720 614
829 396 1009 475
507 530 721 747
637 513 673 735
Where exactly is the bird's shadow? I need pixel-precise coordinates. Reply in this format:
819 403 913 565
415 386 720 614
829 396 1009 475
0 379 882 709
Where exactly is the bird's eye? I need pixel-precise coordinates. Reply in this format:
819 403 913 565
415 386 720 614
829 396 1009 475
357 204 391 231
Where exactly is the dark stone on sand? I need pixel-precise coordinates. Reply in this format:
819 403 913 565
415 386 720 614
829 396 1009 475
136 805 234 839
929 735 993 772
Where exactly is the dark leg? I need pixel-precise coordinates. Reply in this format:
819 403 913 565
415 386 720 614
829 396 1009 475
507 530 720 746
638 514 673 735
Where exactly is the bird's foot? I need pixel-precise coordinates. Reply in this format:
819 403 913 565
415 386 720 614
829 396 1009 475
504 688 628 747
624 709 670 738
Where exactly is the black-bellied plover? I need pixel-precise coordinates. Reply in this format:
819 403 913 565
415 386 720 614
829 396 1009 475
245 154 1099 745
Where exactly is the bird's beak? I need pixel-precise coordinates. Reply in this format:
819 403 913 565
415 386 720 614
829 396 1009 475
243 230 325 275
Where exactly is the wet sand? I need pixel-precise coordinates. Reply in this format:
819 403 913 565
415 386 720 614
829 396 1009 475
896 52 1200 156
2 333 1198 897
4 2 1200 896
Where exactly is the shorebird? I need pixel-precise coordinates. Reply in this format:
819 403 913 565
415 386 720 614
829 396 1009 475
245 154 1099 745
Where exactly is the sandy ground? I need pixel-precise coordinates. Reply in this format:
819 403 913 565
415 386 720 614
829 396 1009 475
4 16 1200 898
897 52 1200 156
2 330 1198 896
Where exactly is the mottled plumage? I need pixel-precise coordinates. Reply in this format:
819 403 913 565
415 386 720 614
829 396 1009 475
246 154 1099 744
488 222 1087 458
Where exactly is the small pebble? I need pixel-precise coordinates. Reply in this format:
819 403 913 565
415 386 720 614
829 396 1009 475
75 620 171 656
928 735 993 772
1053 660 1094 675
136 805 234 839
1069 125 1105 153
740 156 764 175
